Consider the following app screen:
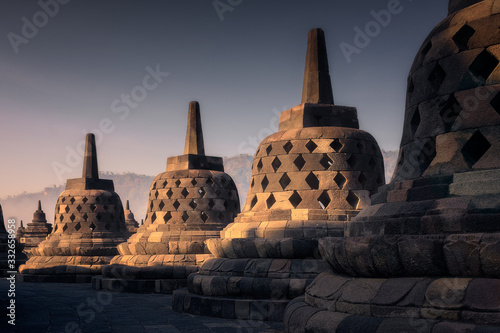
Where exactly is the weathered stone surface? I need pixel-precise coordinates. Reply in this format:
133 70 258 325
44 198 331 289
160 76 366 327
174 27 385 321
16 201 52 256
285 1 500 331
372 278 420 306
370 235 403 276
465 279 500 311
376 318 434 333
95 103 240 292
443 234 482 276
426 278 471 309
19 134 130 282
398 236 447 276
304 310 349 333
479 234 500 276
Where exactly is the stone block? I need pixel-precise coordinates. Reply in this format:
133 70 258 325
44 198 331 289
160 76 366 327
372 278 420 305
375 318 434 333
425 278 471 309
465 279 500 311
303 310 349 333
337 315 383 333
371 236 403 277
431 321 476 333
289 278 307 299
479 234 500 276
443 234 482 276
345 237 376 276
339 278 384 304
234 299 250 319
398 236 447 276
221 299 235 319
421 308 460 321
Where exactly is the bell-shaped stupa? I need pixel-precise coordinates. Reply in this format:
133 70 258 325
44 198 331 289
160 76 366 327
173 28 385 321
94 101 241 293
14 220 25 248
124 200 139 233
17 201 52 256
19 133 130 282
285 1 500 331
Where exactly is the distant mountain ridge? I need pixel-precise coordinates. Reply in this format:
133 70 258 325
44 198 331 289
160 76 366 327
2 151 398 227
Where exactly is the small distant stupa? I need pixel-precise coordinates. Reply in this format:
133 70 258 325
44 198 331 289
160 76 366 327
124 200 139 233
17 201 52 256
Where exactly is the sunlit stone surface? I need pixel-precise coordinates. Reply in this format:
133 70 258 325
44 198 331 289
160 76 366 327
94 101 241 293
285 1 500 331
19 134 130 283
172 28 385 321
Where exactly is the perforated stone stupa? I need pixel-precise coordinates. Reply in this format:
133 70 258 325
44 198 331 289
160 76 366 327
94 101 240 293
17 201 52 256
19 133 130 283
285 1 500 331
173 28 385 321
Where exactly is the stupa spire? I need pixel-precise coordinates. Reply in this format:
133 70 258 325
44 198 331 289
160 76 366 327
126 200 130 210
37 200 42 211
82 133 99 179
301 28 334 105
184 101 205 156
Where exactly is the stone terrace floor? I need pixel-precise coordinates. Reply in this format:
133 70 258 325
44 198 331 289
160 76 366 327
0 279 283 333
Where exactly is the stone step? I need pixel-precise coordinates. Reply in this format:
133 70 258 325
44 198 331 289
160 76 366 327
173 288 290 321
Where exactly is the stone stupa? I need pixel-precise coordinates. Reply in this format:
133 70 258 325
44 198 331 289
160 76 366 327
124 200 139 233
285 1 500 331
17 201 52 256
93 101 241 293
173 28 385 321
19 133 131 282
14 220 25 249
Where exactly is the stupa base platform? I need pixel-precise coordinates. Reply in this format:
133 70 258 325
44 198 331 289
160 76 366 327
285 299 500 333
284 271 500 332
172 257 330 321
93 263 201 293
17 273 94 283
92 276 187 294
173 288 290 321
